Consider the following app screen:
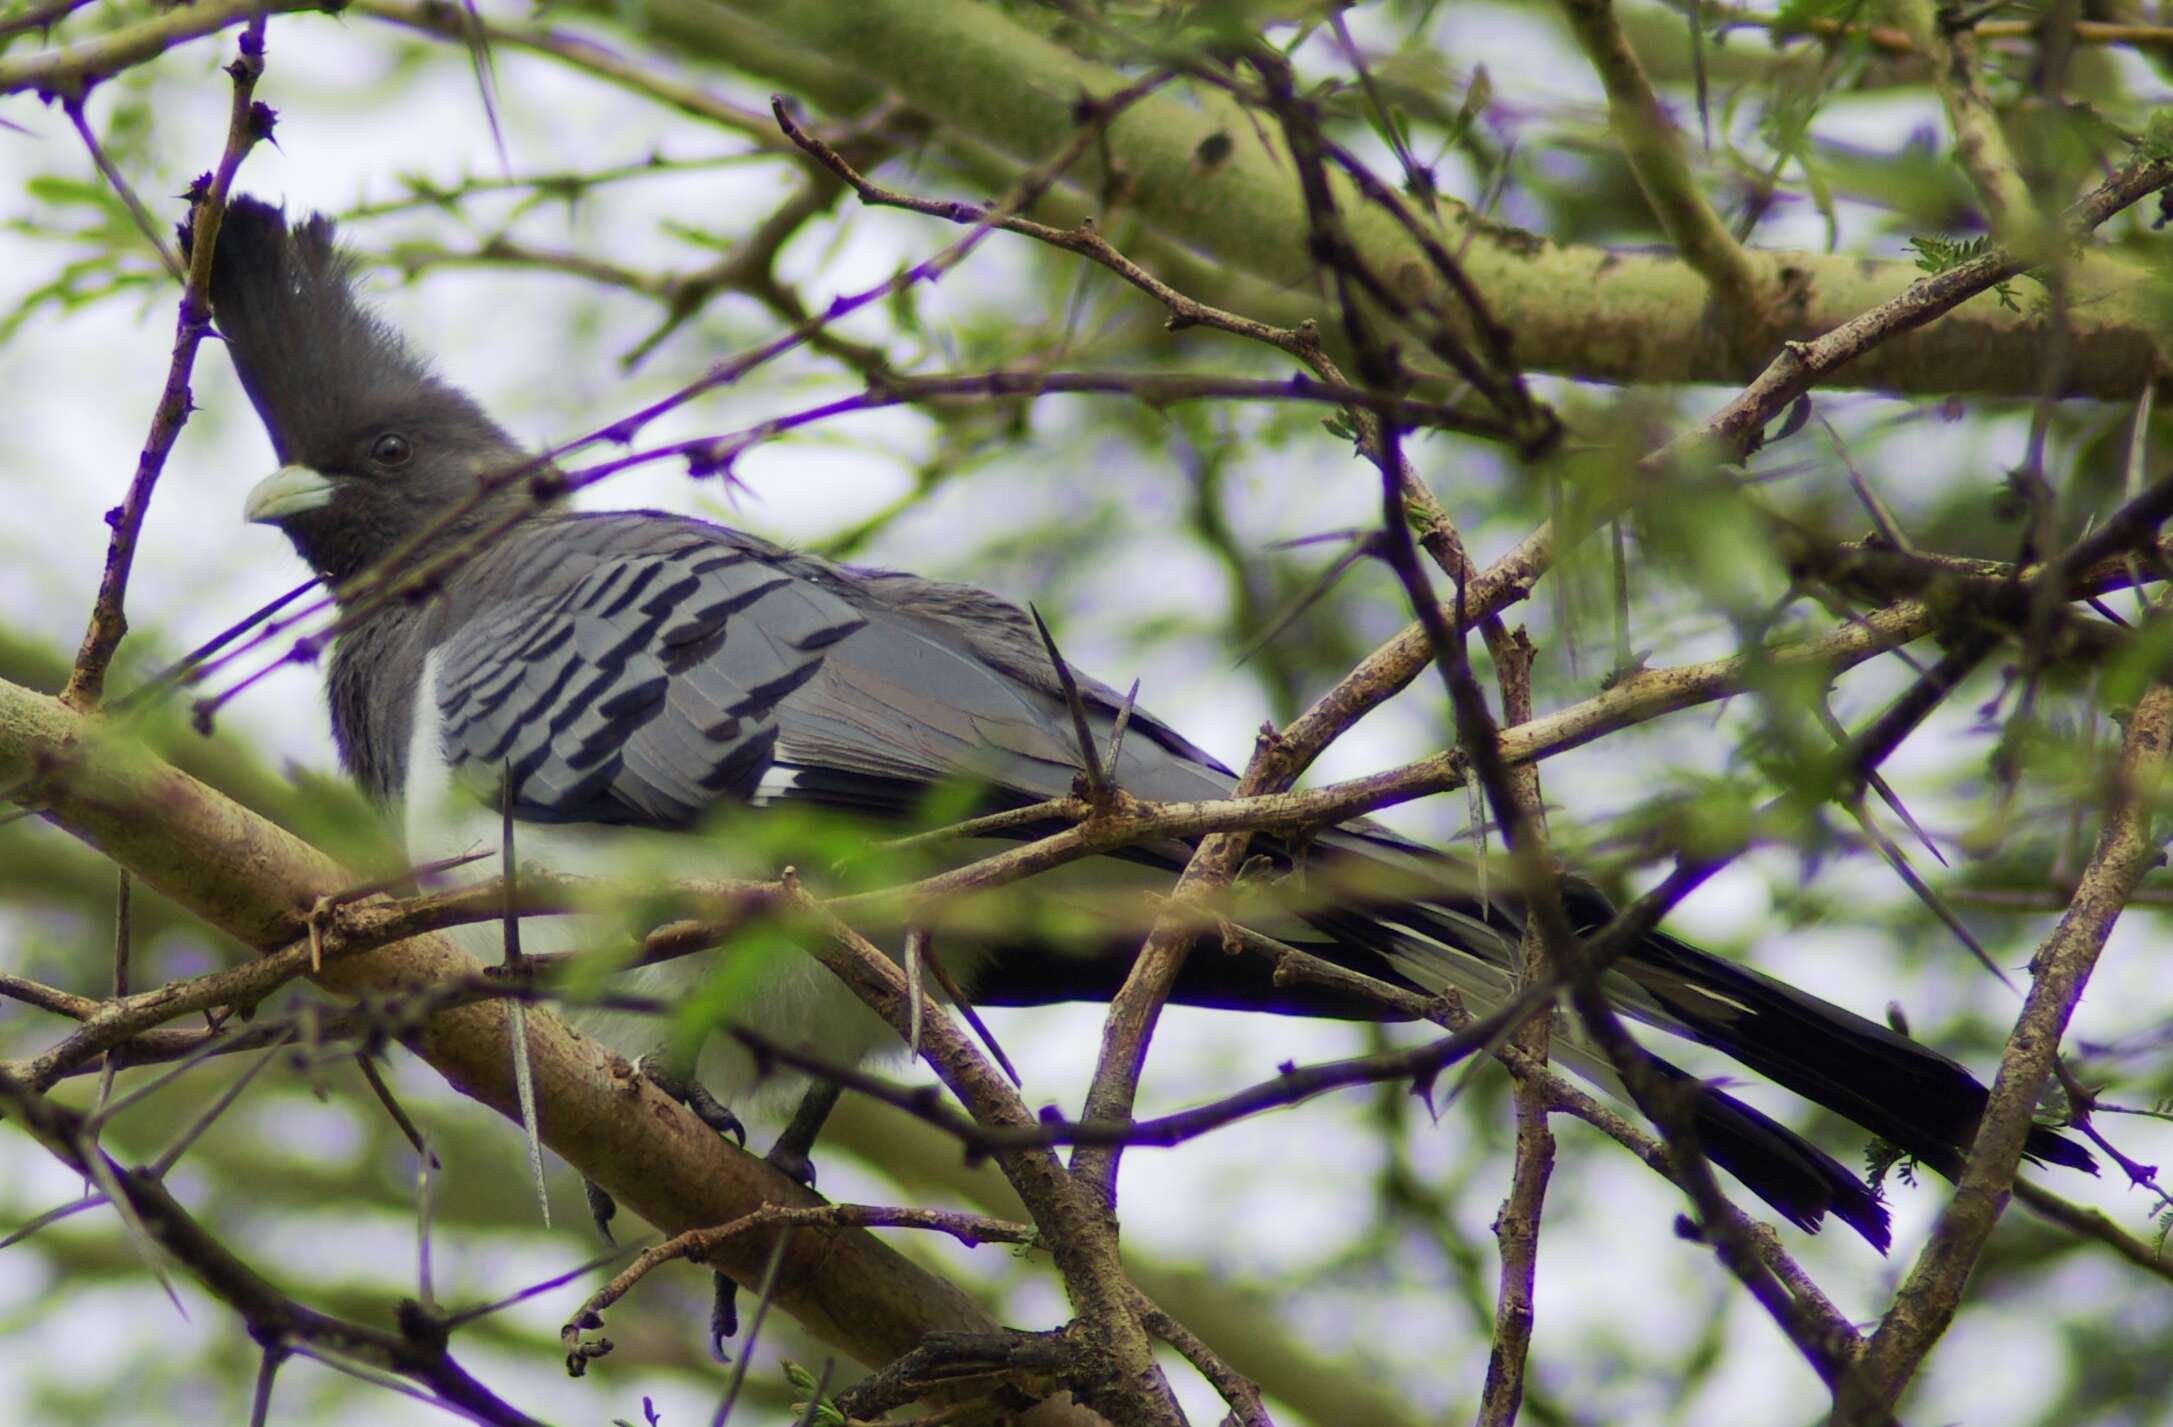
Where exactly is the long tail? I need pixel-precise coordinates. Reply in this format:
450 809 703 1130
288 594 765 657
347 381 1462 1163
966 837 2092 1250
1616 927 2096 1178
1304 900 1899 1247
1342 879 2093 1248
972 892 1901 1246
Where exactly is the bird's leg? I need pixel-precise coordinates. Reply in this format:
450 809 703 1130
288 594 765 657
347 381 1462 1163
682 1069 752 1361
583 1179 618 1246
710 1082 841 1360
672 1073 752 1361
765 1079 842 1187
630 1052 756 1359
709 1275 740 1361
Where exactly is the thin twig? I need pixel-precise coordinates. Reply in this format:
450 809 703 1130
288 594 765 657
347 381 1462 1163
60 16 270 709
1844 676 2173 1420
501 768 548 1227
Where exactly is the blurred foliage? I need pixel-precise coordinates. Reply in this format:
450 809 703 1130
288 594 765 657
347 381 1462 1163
6 0 2173 1424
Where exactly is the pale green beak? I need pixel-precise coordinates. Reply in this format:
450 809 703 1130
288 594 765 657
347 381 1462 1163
243 464 335 525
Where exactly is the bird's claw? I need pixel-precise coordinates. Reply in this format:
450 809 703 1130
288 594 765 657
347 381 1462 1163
709 1273 739 1362
674 1078 748 1148
582 1179 618 1246
765 1140 819 1188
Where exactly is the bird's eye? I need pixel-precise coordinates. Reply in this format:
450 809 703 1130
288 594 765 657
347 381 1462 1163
371 433 413 467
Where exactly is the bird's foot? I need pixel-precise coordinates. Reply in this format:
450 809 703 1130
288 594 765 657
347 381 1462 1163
582 1178 618 1246
763 1079 842 1188
633 1053 749 1149
674 1078 748 1148
709 1085 841 1358
764 1138 819 1188
709 1273 739 1363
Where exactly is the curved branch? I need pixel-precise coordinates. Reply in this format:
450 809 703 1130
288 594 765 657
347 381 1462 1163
1557 0 1762 319
0 0 318 100
16 0 2165 396
0 677 1037 1388
618 0 2165 397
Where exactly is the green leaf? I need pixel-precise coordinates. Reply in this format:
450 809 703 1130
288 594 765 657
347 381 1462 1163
781 1360 847 1427
1907 234 2019 310
1443 65 1492 153
2141 107 2173 162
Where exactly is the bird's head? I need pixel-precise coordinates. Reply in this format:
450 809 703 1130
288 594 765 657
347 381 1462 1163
206 196 531 587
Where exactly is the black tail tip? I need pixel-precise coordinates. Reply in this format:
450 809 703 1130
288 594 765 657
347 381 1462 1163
1673 1066 1893 1252
2025 1124 2098 1175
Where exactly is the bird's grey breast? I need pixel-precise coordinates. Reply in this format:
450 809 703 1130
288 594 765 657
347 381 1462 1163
328 603 437 805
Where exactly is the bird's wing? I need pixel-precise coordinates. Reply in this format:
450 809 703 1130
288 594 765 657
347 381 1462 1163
430 513 1235 828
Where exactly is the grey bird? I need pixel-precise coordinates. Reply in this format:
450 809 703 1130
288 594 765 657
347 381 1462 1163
204 194 2096 1270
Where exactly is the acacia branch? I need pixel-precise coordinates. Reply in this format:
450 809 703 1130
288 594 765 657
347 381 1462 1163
1845 678 2173 1420
1308 151 2173 758
62 18 269 709
769 880 1185 1427
1881 0 2039 238
2013 1178 2173 1285
1475 633 1555 1427
1557 0 1762 318
566 1202 1035 1341
8 570 2090 1092
14 0 2168 397
0 0 317 99
584 0 2166 397
355 0 790 151
0 1065 549 1426
0 678 1060 1397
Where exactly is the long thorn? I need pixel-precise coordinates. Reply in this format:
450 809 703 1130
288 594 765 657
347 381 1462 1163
356 1051 441 1168
919 946 1021 1087
1028 604 1108 797
1105 678 1140 778
502 767 549 1228
417 1137 437 1311
1813 697 1946 868
1236 534 1372 667
0 1190 108 1249
454 0 512 179
152 1027 295 1174
111 578 320 714
444 1242 640 1329
904 926 928 1062
1844 793 2012 989
79 1143 187 1320
2126 380 2156 622
248 1344 286 1427
91 871 132 1173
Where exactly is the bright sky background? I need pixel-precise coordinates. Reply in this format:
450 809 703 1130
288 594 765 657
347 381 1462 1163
4 6 2172 1426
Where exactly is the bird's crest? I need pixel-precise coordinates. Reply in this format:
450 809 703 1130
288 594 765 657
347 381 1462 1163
203 197 476 463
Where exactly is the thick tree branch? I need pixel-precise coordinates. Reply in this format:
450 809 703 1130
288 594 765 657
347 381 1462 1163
0 678 1053 1394
18 0 2166 397
611 0 2167 397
